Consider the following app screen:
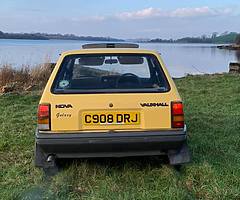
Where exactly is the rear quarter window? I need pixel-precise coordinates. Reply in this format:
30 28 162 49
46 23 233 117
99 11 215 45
51 53 170 94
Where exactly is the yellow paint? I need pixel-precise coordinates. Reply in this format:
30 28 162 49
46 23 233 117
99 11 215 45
39 48 182 132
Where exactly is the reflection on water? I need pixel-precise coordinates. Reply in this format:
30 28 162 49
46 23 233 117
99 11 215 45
141 43 238 77
0 39 238 77
236 51 240 62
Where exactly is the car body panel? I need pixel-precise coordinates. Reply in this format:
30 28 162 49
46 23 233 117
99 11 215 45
39 48 181 133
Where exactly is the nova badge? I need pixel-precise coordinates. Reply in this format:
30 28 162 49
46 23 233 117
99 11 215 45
55 104 73 109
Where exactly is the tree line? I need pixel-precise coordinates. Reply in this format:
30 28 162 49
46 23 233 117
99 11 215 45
149 32 240 44
0 30 240 44
236 34 240 45
0 31 123 41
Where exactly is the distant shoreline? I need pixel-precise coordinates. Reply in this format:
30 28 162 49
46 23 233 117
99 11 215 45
0 38 122 42
0 38 234 46
1 31 239 44
0 31 124 42
0 38 124 42
217 44 240 50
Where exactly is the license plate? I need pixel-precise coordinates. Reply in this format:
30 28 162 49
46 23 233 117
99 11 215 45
82 111 140 125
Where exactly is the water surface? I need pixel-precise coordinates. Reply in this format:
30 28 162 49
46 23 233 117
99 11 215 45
0 39 239 77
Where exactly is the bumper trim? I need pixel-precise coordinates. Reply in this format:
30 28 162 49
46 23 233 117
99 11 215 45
36 129 185 139
36 130 186 148
36 130 186 158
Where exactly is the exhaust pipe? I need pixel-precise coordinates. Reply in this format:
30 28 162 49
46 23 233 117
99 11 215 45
44 155 58 176
47 155 55 163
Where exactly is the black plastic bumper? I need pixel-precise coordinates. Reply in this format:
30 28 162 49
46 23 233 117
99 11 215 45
35 129 189 166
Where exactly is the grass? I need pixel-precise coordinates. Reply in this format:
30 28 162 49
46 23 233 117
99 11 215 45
0 74 240 200
0 64 52 92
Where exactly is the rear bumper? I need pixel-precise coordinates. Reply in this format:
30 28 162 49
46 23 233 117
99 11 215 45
35 129 189 166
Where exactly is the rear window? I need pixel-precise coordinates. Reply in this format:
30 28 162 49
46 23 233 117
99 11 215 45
52 54 170 94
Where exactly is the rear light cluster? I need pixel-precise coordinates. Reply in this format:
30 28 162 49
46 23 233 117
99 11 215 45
38 104 51 131
171 102 184 128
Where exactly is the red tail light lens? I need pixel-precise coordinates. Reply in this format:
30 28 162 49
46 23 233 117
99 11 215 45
38 104 50 130
171 102 184 128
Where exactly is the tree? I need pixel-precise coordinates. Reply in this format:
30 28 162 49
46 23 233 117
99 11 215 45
235 34 240 45
211 32 218 39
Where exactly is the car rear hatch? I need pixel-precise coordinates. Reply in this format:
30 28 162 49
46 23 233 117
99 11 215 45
49 93 174 132
39 52 183 133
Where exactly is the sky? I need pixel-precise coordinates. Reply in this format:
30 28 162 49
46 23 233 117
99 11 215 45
0 0 240 39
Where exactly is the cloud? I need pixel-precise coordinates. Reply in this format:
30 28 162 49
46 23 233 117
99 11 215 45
171 7 232 18
117 7 161 19
171 7 214 17
62 6 236 24
116 6 233 20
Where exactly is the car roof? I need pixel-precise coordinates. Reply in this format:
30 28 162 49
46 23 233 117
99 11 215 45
61 48 159 56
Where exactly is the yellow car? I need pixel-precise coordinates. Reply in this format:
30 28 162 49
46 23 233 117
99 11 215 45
35 43 190 173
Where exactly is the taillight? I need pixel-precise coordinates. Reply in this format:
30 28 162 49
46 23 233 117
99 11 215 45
171 102 184 128
38 104 50 130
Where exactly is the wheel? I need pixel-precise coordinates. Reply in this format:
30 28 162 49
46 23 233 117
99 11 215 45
168 143 191 165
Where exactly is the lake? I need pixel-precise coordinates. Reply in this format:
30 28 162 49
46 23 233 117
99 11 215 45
0 39 239 77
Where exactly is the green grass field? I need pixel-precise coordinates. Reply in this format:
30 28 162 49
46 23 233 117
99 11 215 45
0 74 240 200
